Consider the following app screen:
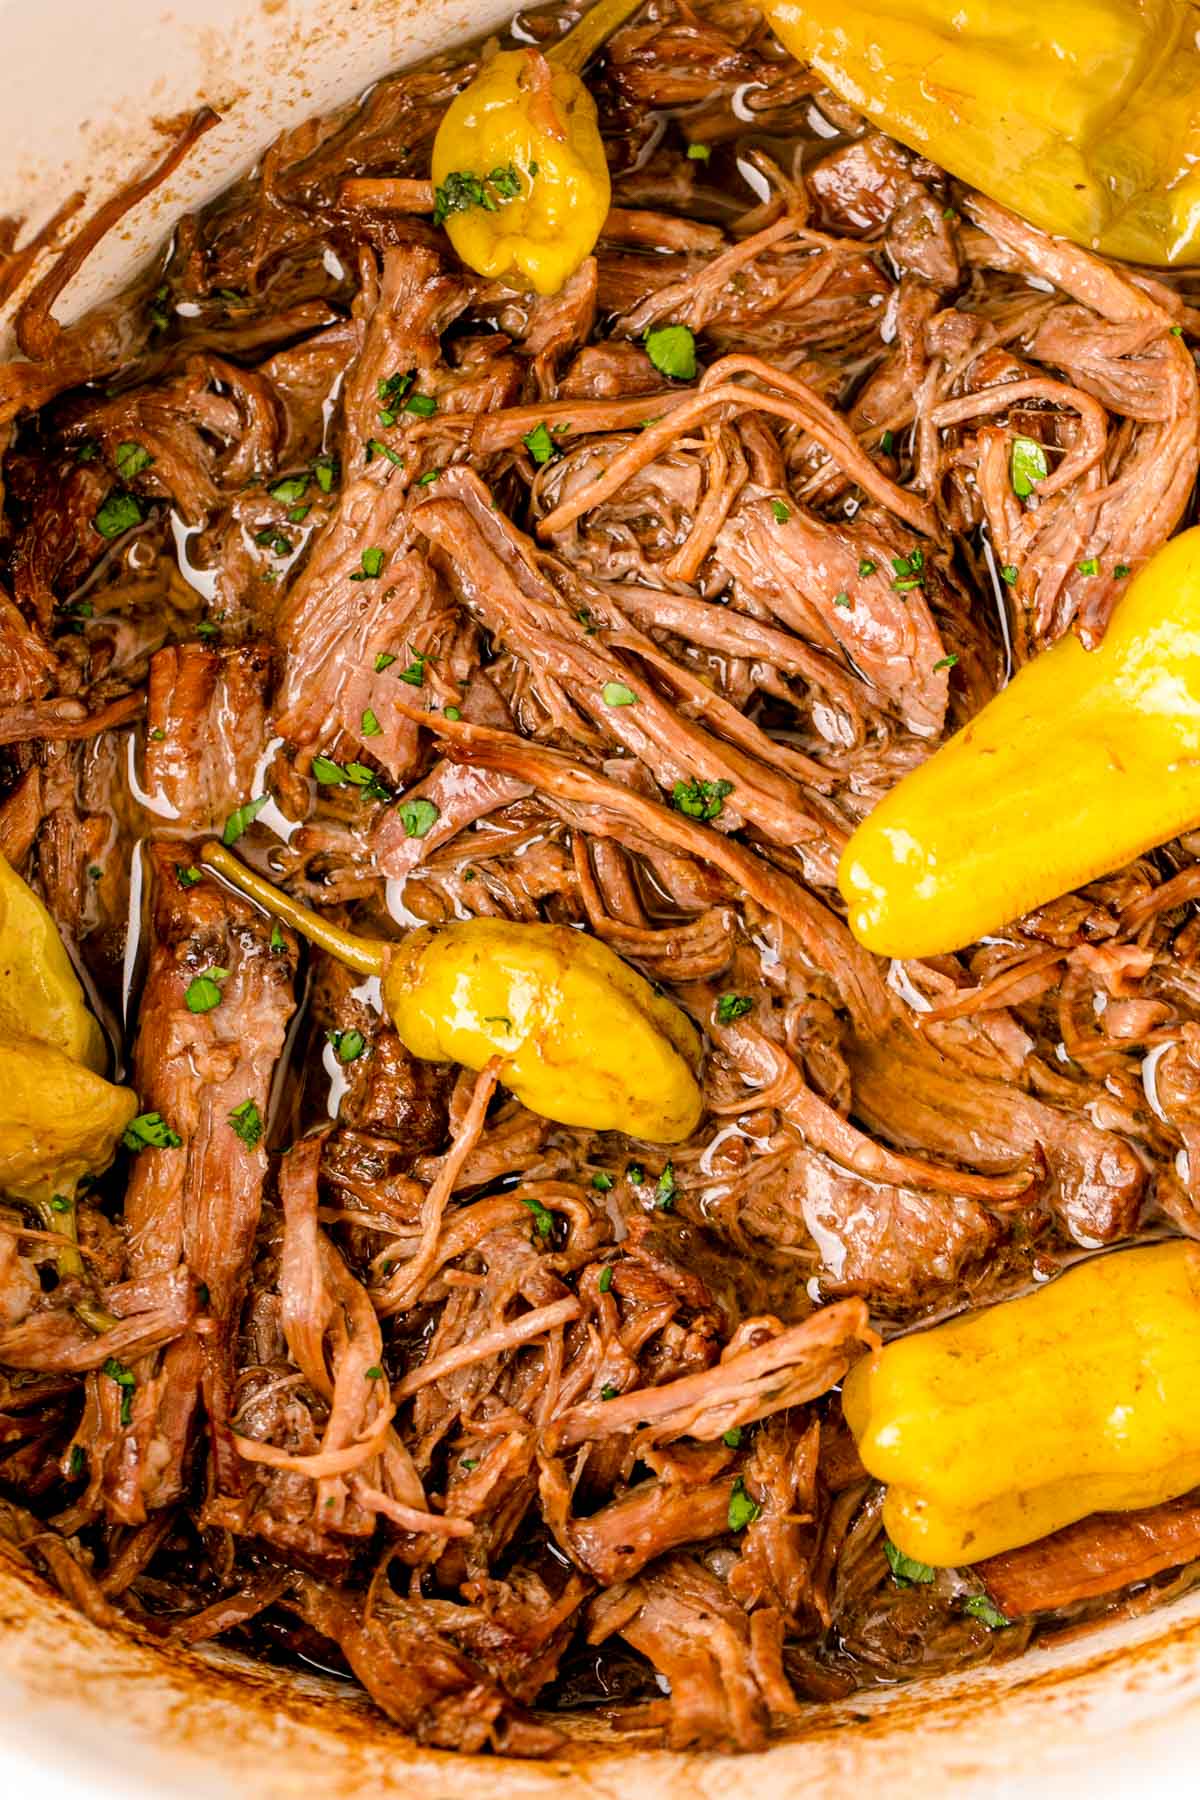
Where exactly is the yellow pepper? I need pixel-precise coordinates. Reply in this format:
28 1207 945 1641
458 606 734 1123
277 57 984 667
839 527 1200 958
765 0 1200 267
429 0 643 295
0 1033 137 1207
843 1241 1200 1566
200 843 703 1142
0 853 105 1072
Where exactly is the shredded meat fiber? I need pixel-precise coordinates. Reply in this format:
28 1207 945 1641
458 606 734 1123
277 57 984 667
1 0 1199 1759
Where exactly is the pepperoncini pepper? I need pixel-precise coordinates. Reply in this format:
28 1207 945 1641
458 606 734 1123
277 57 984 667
843 1242 1200 1566
764 0 1200 267
0 853 105 1071
200 842 703 1142
839 527 1200 958
430 0 641 294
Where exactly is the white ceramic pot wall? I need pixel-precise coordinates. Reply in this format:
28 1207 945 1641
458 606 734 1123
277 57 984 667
0 2 1198 1792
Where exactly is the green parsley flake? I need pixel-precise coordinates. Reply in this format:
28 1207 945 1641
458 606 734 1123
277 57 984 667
644 323 697 381
1000 563 1019 586
444 705 462 721
523 422 557 465
722 1426 743 1449
1114 563 1131 579
771 499 791 523
229 1099 263 1149
75 440 99 463
963 1594 1010 1630
600 1384 619 1400
591 1171 614 1193
399 651 428 687
626 1163 645 1185
93 491 143 539
521 1195 555 1240
375 651 397 672
687 142 711 161
69 1445 86 1479
222 794 268 846
268 474 309 504
50 1193 72 1214
655 1162 677 1210
177 865 203 890
932 654 958 672
313 456 336 494
884 1539 935 1585
351 547 385 581
858 558 876 578
405 392 438 417
672 776 733 821
417 468 442 486
103 1357 136 1426
716 993 753 1024
327 1027 365 1064
432 164 525 229
728 1477 760 1533
365 1364 385 1381
598 1264 614 1293
833 591 851 609
880 430 895 454
399 796 439 838
365 438 404 466
270 922 286 954
122 1111 182 1151
1010 435 1049 499
602 681 638 707
312 755 347 785
186 968 229 1014
1078 556 1099 576
890 547 926 593
361 707 382 737
115 441 153 480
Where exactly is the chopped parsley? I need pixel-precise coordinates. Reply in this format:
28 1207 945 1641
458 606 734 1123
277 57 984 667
374 651 397 672
405 392 438 417
365 438 403 466
598 1264 614 1293
833 591 851 609
600 1383 619 1400
122 1112 182 1151
626 1163 645 1185
880 429 895 454
884 1539 935 1585
963 1594 1010 1630
858 558 876 578
196 620 219 641
49 1193 72 1214
591 1171 614 1192
361 707 382 738
222 794 268 845
932 654 958 672
890 546 926 592
93 491 143 539
365 1365 385 1381
728 1477 760 1533
149 727 166 741
186 967 229 1014
1077 556 1099 576
254 528 293 556
1010 435 1048 499
75 440 99 463
103 1357 136 1427
771 499 791 524
602 681 638 707
671 776 732 821
399 796 439 838
270 922 286 954
644 323 697 381
1114 562 1131 579
417 468 442 486
654 1162 677 1210
399 651 428 687
327 1027 365 1064
177 865 203 889
1000 563 1019 586
722 1426 743 1449
350 546 385 581
521 1195 555 1240
716 993 753 1024
312 755 347 785
444 705 462 721
1171 324 1185 336
523 421 557 465
313 455 337 494
115 441 153 481
268 474 308 504
432 163 525 228
68 1445 86 1479
229 1099 263 1149
687 142 711 161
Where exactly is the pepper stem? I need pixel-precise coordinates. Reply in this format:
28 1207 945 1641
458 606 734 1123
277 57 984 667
547 0 644 74
199 842 385 977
